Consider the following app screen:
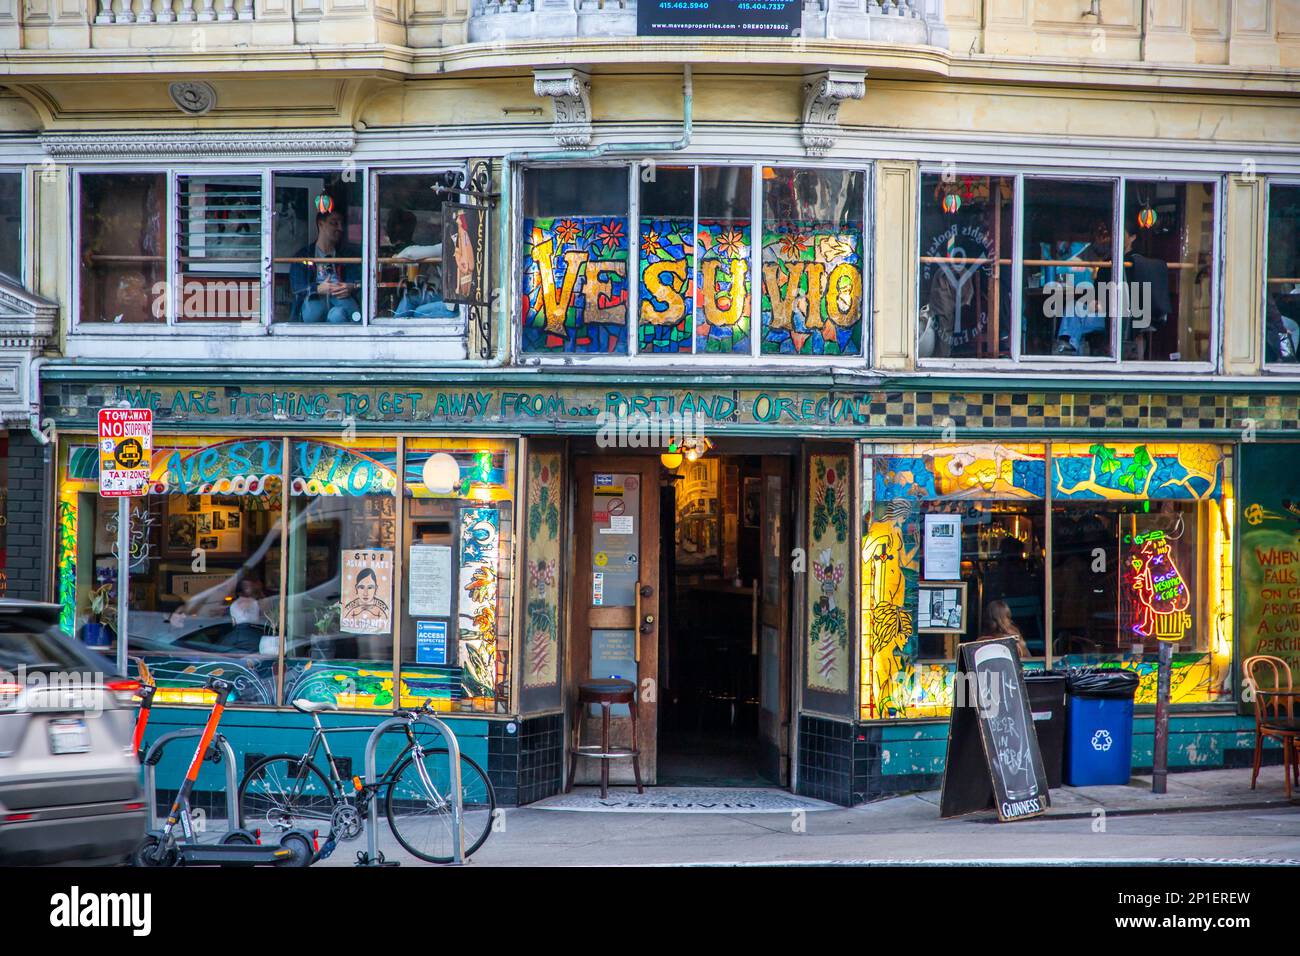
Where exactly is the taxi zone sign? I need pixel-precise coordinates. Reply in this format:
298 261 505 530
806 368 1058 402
98 408 152 497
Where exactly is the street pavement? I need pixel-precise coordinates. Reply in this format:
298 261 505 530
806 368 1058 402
318 767 1300 867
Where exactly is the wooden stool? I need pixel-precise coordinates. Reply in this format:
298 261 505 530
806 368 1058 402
565 678 644 799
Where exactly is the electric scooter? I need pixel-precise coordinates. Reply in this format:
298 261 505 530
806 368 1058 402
132 676 317 867
131 679 156 763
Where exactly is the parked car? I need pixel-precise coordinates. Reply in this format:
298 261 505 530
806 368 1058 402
0 600 146 865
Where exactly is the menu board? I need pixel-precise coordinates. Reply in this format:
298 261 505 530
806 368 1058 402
1239 444 1300 680
940 638 1049 822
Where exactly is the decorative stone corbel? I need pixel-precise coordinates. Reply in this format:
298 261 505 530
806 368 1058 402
533 68 592 150
801 69 866 157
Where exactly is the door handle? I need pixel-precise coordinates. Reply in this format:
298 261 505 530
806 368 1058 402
635 583 654 663
751 578 759 656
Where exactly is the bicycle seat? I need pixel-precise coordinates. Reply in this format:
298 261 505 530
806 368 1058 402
292 699 338 714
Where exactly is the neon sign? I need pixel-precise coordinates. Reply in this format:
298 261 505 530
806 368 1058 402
1126 529 1191 643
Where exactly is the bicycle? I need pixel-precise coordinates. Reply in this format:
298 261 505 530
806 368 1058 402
237 697 495 864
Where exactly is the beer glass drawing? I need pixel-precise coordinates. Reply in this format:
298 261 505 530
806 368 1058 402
973 642 1037 802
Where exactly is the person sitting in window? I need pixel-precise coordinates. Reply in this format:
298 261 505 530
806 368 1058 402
1050 220 1110 355
1121 218 1172 360
379 206 455 319
290 207 361 323
980 599 1030 660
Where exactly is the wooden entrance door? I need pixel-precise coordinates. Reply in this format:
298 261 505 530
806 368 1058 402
757 456 792 785
570 457 662 785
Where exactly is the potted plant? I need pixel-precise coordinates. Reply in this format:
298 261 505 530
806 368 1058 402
84 584 115 650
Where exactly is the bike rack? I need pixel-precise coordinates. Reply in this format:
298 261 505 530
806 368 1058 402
141 729 240 832
358 714 464 866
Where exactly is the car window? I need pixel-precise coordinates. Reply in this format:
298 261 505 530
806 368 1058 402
0 617 93 672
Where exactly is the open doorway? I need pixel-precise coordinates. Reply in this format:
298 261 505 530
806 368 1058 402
658 452 794 788
569 443 795 790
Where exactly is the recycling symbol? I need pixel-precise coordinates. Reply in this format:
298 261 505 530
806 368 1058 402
1091 729 1113 752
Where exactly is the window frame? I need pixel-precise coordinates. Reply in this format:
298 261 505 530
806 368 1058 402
70 162 471 333
514 157 874 366
1263 177 1300 373
367 167 469 331
53 430 522 715
0 165 27 288
914 166 1222 374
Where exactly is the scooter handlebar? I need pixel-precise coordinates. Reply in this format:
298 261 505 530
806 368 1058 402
203 676 234 697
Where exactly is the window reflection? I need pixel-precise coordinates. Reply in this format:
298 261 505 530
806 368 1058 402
1266 184 1300 365
374 173 461 322
79 173 167 324
918 174 1013 360
1021 178 1116 358
1119 181 1214 362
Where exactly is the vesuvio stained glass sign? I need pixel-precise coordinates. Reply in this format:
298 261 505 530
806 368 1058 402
637 0 801 37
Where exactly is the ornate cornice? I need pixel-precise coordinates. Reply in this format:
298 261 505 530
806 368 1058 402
801 69 867 157
39 128 357 160
533 68 592 150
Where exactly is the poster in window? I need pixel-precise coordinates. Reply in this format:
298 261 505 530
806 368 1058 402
415 620 449 665
923 513 963 580
918 581 967 633
340 549 393 635
441 202 488 306
408 544 452 617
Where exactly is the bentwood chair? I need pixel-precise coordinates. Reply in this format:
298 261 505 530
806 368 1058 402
1242 655 1300 799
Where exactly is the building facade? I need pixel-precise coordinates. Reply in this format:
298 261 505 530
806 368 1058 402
2 0 1299 806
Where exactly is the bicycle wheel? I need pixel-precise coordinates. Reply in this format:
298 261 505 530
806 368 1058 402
238 754 336 834
384 749 496 863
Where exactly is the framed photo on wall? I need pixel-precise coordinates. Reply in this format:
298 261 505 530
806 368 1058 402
918 580 968 633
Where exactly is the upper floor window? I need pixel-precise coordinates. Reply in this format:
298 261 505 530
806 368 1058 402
79 172 166 323
271 170 364 324
0 172 21 283
373 172 461 323
919 171 1217 366
74 167 467 330
178 174 262 321
1266 182 1300 367
520 163 865 358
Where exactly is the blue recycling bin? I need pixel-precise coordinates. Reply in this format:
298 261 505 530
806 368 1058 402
1064 668 1140 786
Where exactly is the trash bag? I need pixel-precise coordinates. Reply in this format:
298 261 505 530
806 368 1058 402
1064 667 1140 700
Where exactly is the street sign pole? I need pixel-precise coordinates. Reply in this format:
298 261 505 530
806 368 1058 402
98 406 151 678
116 496 129 676
1152 639 1173 794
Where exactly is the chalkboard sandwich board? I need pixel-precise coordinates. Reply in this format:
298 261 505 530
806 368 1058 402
939 638 1050 822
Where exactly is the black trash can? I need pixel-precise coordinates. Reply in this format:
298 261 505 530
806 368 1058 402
1064 668 1141 786
1023 670 1067 789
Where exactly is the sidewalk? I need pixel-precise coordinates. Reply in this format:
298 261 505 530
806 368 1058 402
920 765 1298 819
317 766 1300 867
